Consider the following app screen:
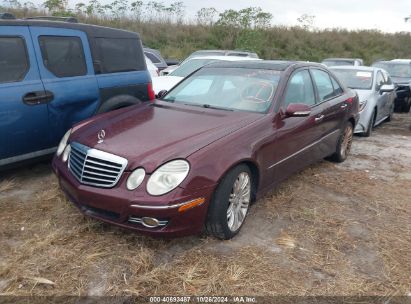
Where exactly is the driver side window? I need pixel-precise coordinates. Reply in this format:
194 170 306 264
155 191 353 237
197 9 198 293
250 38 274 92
284 70 316 107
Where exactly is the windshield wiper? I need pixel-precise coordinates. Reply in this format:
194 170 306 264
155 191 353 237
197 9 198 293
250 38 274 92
183 103 233 111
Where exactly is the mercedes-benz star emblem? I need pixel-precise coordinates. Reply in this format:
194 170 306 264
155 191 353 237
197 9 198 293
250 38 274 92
97 130 106 144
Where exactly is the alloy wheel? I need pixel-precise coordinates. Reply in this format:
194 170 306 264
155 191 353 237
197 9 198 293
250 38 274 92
341 125 353 159
227 172 251 232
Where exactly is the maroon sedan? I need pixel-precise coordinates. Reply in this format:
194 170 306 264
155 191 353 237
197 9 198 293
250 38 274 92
52 61 359 239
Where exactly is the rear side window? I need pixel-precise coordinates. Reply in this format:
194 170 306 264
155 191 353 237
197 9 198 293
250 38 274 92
145 51 161 64
39 36 87 78
284 70 316 107
311 69 335 102
96 38 145 74
0 37 29 83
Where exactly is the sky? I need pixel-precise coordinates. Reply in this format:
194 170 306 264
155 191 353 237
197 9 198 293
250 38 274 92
30 0 411 33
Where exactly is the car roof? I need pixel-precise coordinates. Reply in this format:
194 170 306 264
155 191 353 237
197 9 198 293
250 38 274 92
329 66 376 71
202 60 317 71
323 58 362 61
186 55 261 62
193 49 256 54
374 60 410 66
0 19 140 39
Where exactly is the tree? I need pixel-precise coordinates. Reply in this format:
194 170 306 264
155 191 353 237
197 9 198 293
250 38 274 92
43 0 67 13
297 13 316 30
216 7 272 29
130 0 143 20
196 7 218 26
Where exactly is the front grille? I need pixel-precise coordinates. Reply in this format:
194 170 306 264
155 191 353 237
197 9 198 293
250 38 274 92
68 142 128 188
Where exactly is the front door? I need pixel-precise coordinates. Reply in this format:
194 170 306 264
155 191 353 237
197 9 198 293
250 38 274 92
0 26 51 165
267 69 326 185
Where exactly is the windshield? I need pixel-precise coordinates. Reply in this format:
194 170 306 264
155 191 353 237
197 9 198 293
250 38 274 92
331 69 373 90
163 67 281 113
169 58 218 77
372 62 411 78
323 60 354 67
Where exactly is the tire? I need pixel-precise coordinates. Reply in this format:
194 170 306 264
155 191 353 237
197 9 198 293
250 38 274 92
330 122 354 163
403 99 411 113
96 95 142 114
205 164 252 240
363 109 376 137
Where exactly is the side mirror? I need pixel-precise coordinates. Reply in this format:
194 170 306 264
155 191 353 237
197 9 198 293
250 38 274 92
380 84 395 94
285 103 311 117
157 90 168 99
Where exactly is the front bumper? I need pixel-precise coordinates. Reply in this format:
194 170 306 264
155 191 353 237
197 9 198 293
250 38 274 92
354 109 369 134
52 157 215 237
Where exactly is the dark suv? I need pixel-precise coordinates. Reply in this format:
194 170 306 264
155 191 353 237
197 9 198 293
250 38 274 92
372 60 411 113
0 15 154 168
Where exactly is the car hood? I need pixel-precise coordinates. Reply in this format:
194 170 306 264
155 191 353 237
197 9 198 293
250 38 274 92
70 101 262 172
354 89 372 103
152 76 183 94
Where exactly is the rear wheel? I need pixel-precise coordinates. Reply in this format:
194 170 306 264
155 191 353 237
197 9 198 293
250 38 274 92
330 122 353 163
205 165 252 240
403 98 411 113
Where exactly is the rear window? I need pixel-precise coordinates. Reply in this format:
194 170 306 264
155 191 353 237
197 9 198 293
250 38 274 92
96 38 145 74
145 51 161 64
331 69 373 90
0 37 29 83
39 36 87 78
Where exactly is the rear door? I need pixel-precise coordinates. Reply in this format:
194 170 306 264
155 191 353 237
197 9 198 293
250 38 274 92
94 37 151 103
29 27 99 145
310 68 346 154
0 26 51 165
382 71 396 114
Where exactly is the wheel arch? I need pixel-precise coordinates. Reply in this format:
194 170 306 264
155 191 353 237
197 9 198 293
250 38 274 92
96 94 142 114
217 159 261 203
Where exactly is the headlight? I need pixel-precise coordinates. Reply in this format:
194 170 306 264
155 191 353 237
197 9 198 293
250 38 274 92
146 160 190 196
126 168 146 190
359 100 367 112
62 144 71 163
56 129 72 157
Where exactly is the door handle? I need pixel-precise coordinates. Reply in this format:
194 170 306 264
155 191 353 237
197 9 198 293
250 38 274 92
340 103 348 109
315 114 325 123
23 91 54 105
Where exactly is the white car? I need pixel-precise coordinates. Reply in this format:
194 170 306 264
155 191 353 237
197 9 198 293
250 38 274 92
152 56 261 95
330 66 396 136
145 56 159 78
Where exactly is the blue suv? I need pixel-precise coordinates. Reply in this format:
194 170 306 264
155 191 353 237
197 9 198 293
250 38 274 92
0 15 154 168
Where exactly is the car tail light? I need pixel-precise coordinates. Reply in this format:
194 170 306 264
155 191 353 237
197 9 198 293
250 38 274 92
147 82 155 101
346 97 353 103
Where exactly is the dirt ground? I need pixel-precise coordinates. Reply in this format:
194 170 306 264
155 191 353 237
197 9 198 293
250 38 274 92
0 113 410 297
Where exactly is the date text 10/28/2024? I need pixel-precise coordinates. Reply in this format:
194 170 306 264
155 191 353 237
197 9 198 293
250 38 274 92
149 296 257 303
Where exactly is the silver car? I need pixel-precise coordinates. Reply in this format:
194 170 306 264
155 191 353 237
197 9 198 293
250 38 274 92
330 66 396 136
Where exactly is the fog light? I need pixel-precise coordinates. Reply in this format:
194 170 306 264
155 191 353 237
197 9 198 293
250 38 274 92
141 217 160 228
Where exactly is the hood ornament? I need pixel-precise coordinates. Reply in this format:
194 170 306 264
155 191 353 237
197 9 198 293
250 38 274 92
97 129 106 144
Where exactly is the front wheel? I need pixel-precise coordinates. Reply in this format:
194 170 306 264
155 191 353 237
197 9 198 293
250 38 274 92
363 109 375 137
205 165 252 240
330 123 353 163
